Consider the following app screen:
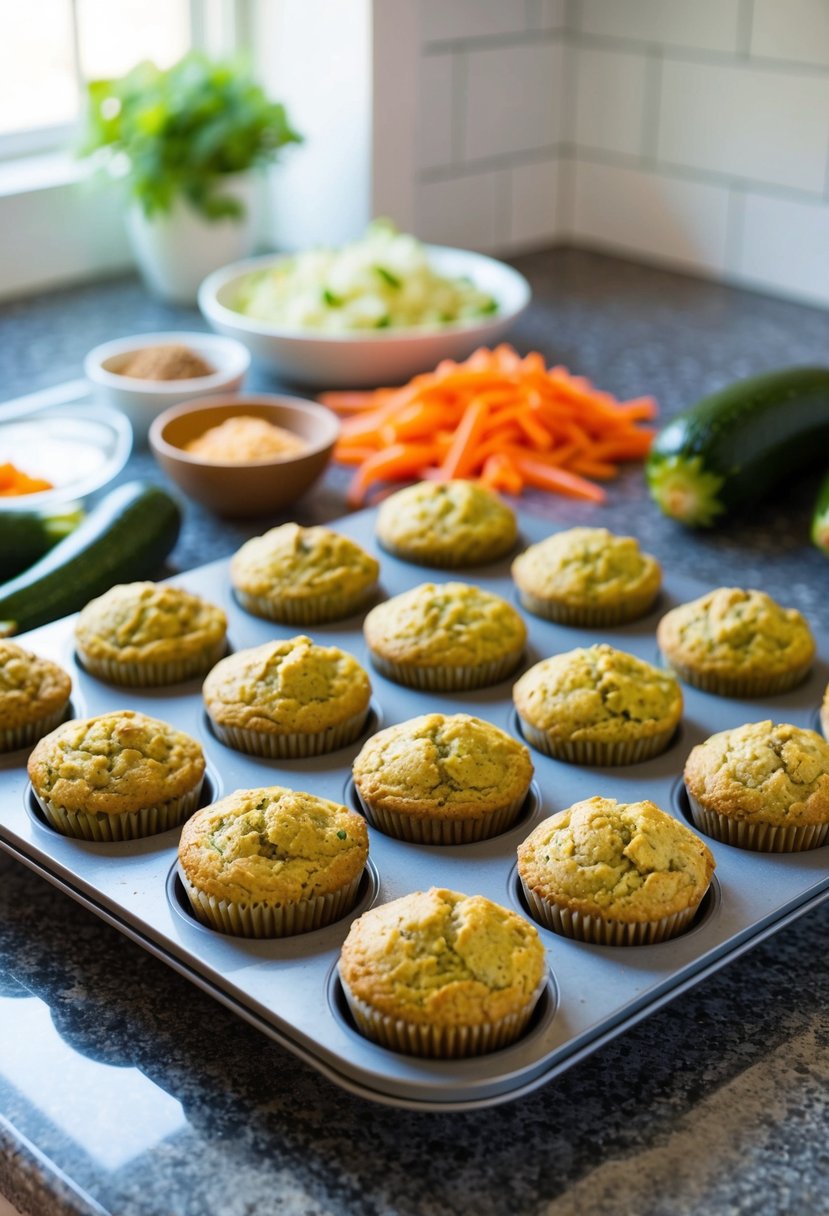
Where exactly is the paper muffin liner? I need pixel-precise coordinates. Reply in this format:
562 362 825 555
179 866 364 937
516 715 676 765
339 975 544 1058
0 703 69 753
519 877 700 945
663 657 812 698
34 779 203 842
685 791 829 853
378 535 516 569
517 587 658 627
77 636 228 688
354 788 528 844
234 586 374 626
369 647 523 692
209 705 370 758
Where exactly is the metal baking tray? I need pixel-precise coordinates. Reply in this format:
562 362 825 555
1 508 827 1111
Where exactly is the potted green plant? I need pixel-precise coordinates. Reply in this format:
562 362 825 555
80 53 302 303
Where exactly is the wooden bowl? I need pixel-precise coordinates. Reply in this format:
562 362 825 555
149 395 339 518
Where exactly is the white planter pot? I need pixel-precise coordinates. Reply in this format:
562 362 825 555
126 175 259 305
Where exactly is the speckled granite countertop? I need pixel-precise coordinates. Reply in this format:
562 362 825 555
1 249 828 1216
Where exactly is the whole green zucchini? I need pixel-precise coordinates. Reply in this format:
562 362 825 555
0 504 84 580
811 470 829 556
646 367 829 526
0 481 181 636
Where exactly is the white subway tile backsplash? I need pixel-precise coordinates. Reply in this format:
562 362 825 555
577 0 741 54
526 0 566 32
751 0 829 70
506 158 559 247
417 55 454 169
414 170 507 250
658 59 829 194
574 46 649 157
736 192 829 307
420 0 528 44
571 160 730 272
463 42 563 161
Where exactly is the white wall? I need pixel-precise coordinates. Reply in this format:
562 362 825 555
384 0 829 308
410 0 566 253
563 0 829 307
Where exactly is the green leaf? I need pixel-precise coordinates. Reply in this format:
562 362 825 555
77 50 303 219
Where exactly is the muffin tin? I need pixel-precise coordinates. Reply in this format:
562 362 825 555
0 507 827 1111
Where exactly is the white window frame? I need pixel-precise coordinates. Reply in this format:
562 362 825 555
0 0 251 300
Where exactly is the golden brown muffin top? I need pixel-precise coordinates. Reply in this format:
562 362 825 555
511 526 661 606
339 887 545 1027
376 480 517 565
517 796 714 924
27 710 204 815
363 582 526 667
684 720 829 826
0 641 71 730
352 713 533 820
75 582 227 663
202 636 371 734
230 523 379 601
657 587 815 677
513 644 682 743
178 786 368 905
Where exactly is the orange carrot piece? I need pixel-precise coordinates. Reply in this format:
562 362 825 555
345 443 438 508
438 397 491 480
513 454 607 503
570 458 619 481
333 444 378 466
479 454 524 495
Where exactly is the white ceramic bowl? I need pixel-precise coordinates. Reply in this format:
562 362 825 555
84 331 251 445
197 245 531 388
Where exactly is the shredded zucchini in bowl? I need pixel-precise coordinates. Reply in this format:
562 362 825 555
231 220 499 333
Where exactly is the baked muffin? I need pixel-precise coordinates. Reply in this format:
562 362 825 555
517 796 715 945
75 581 227 686
684 720 829 852
230 523 379 624
513 644 682 764
0 641 71 752
511 526 661 625
352 713 533 844
375 480 517 567
338 887 546 1058
203 635 372 758
27 710 205 841
657 587 815 697
363 581 526 691
178 786 369 937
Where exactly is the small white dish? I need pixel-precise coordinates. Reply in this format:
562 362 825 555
198 245 531 388
0 401 132 510
84 330 251 445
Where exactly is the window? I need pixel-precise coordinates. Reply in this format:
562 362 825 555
0 0 239 162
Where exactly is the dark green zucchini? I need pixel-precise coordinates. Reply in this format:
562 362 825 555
811 470 829 556
646 367 829 526
0 503 84 580
0 481 181 636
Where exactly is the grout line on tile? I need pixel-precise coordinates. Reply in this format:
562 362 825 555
724 185 747 274
567 30 829 77
564 0 581 34
419 145 563 183
736 0 755 57
451 50 467 166
423 29 563 54
641 51 663 164
495 168 513 245
572 146 829 206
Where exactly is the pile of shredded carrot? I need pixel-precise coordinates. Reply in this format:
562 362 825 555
320 345 658 508
0 462 53 496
